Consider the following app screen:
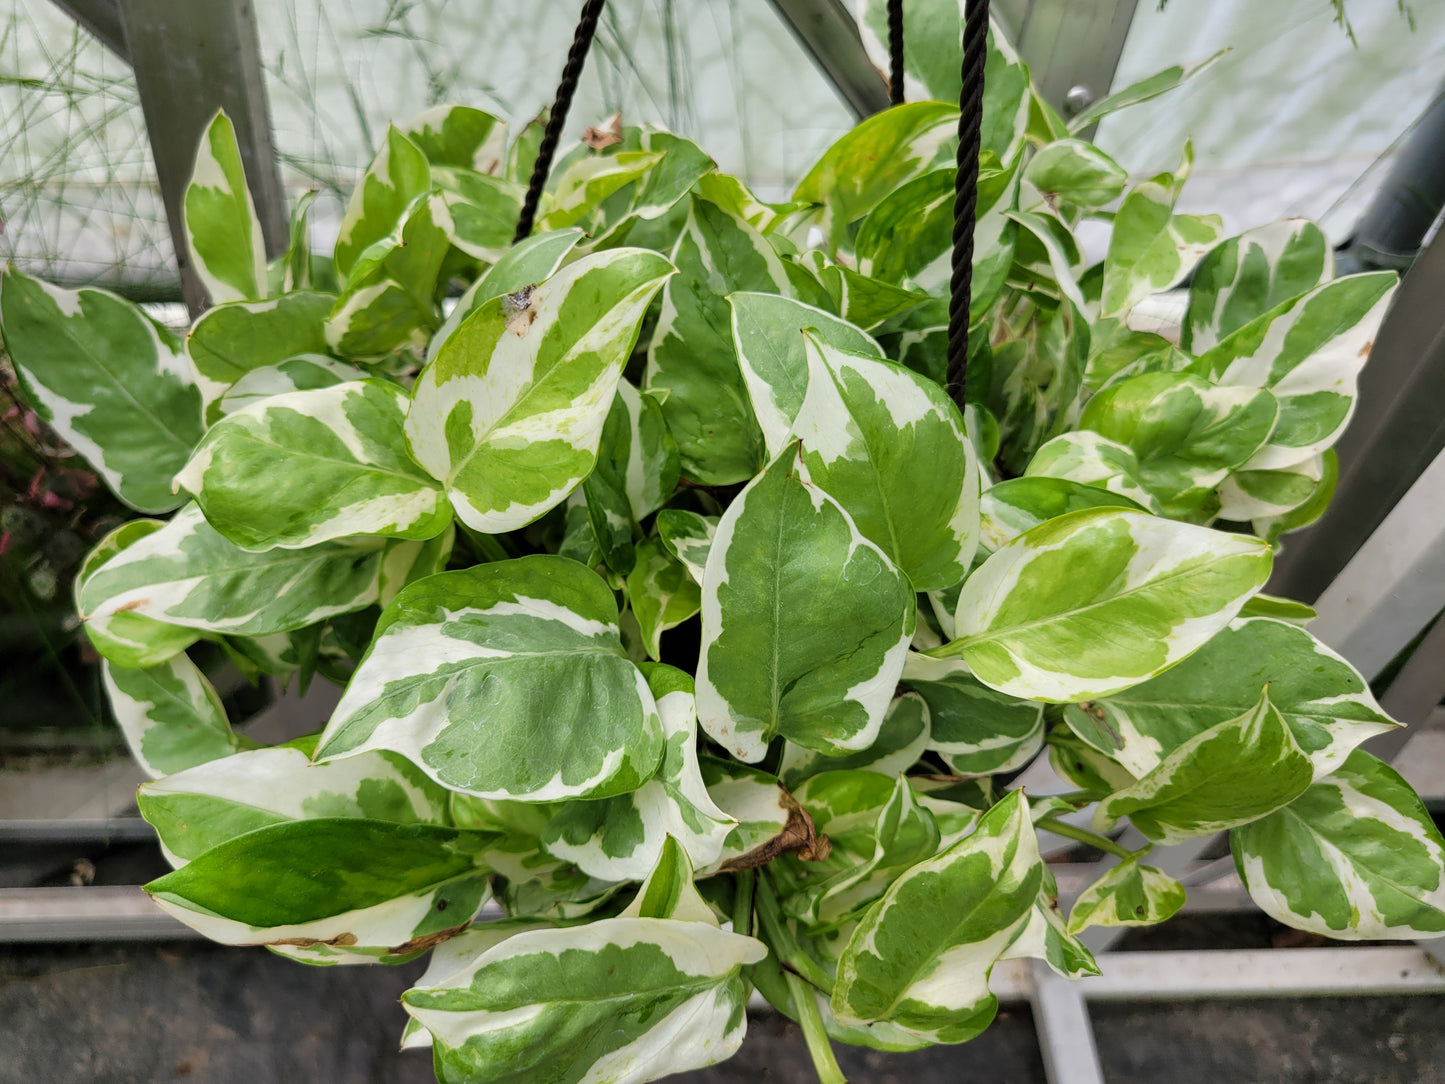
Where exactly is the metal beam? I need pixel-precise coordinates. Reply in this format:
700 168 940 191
1013 0 1140 119
767 0 891 119
1270 227 1445 602
118 0 288 316
1029 961 1106 1084
47 0 128 61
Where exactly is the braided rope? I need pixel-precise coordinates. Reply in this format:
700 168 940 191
945 0 988 414
887 0 906 107
513 0 608 244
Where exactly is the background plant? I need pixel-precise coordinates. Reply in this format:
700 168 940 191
2 16 1442 1084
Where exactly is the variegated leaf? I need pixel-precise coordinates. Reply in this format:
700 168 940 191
0 269 203 513
403 903 764 1083
1023 139 1127 209
217 355 365 416
979 476 1144 554
793 101 958 248
792 336 981 590
794 250 929 331
138 741 451 866
697 758 801 872
186 292 335 386
655 509 717 584
904 662 1044 777
75 519 197 667
1249 450 1338 544
729 291 880 461
282 189 318 292
696 448 916 762
399 104 505 169
177 379 449 550
78 504 384 635
1095 691 1313 845
145 819 493 961
831 790 1041 1042
779 692 931 788
315 555 663 802
1066 854 1186 934
1183 219 1333 354
429 227 584 358
103 654 241 779
541 666 735 880
183 110 267 304
1024 432 1161 513
856 168 955 288
645 196 786 484
1084 318 1192 394
1007 209 1087 312
406 248 672 532
1197 272 1396 470
537 150 663 231
1101 144 1224 318
1067 49 1227 133
1232 751 1445 939
999 872 1100 980
1063 616 1397 783
326 190 453 358
626 538 701 661
333 124 431 282
1079 371 1279 515
938 508 1272 702
434 167 524 262
587 379 679 550
1217 453 1326 522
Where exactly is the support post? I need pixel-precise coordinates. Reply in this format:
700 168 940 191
767 0 891 118
118 0 288 316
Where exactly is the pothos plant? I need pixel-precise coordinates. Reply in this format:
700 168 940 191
2 16 1441 1084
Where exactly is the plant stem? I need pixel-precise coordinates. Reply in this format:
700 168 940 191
458 524 511 563
1036 816 1135 860
731 869 754 937
754 877 834 993
786 971 847 1084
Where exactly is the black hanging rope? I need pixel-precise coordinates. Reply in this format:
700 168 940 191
945 0 988 414
513 0 608 243
887 0 906 107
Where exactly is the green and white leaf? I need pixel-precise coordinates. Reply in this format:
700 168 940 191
399 104 505 169
791 336 980 590
1067 48 1228 133
315 555 663 802
905 663 1045 776
1023 139 1127 209
103 654 241 779
538 150 663 231
1066 854 1187 934
698 759 799 871
794 249 929 330
1101 144 1224 318
406 248 672 532
644 196 787 484
145 819 493 961
75 519 198 667
403 910 765 1084
138 742 451 866
778 692 931 789
937 508 1272 702
1095 691 1313 845
1079 371 1279 515
333 124 431 282
78 504 385 635
856 168 956 288
1183 218 1333 353
0 269 203 513
730 291 881 460
831 790 1042 1042
1217 453 1325 521
654 509 717 583
627 538 701 661
378 525 455 609
1066 616 1396 784
999 875 1100 981
178 379 450 550
1232 751 1445 940
1024 432 1161 513
216 355 364 416
434 168 525 262
1197 272 1396 470
183 110 266 304
592 378 680 527
792 102 958 248
429 227 584 358
187 292 335 386
979 476 1144 554
541 666 735 880
696 448 916 762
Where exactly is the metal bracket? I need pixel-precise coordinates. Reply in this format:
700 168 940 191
766 0 891 118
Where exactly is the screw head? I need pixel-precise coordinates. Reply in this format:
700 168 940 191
1063 85 1095 118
